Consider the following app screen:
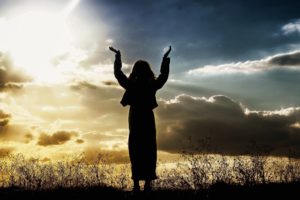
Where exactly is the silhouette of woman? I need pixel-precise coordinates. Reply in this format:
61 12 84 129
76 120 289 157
109 46 171 192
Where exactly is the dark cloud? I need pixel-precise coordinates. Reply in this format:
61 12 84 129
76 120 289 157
0 111 34 144
69 80 300 157
0 110 11 119
0 82 22 92
269 51 300 66
0 53 31 92
0 123 33 143
24 133 33 143
0 119 9 127
76 139 84 144
70 81 99 90
189 50 300 74
86 0 300 72
0 117 22 141
37 130 78 146
0 110 11 127
102 80 118 86
156 94 300 157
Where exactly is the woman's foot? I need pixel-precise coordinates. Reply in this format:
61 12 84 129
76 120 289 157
144 181 152 192
133 180 140 193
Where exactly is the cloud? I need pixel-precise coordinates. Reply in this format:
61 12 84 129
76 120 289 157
0 123 35 143
70 81 126 116
70 81 99 90
183 50 300 110
0 110 11 119
102 80 118 86
88 0 300 72
0 53 31 91
156 94 300 157
24 133 33 143
76 139 84 144
37 130 78 146
0 119 9 127
282 19 300 35
0 112 29 142
188 50 300 75
269 51 300 66
0 147 14 158
0 82 22 92
79 43 112 68
0 110 11 127
84 132 127 141
0 110 13 139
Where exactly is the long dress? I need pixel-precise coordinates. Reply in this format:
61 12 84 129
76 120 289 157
129 103 157 180
114 54 169 181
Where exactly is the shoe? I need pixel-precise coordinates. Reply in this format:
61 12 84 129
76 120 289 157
133 186 140 193
144 183 152 192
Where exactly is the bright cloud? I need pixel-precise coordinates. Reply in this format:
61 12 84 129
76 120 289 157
188 51 300 75
282 19 300 35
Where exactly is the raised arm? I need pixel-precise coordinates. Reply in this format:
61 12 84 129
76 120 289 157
155 46 171 90
109 47 129 89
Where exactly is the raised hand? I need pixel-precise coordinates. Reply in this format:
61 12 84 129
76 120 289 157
163 46 172 58
109 46 121 63
109 46 119 54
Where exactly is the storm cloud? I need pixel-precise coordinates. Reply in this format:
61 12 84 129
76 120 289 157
157 94 300 157
85 0 300 71
269 51 300 66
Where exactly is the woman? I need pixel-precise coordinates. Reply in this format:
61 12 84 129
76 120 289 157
109 46 171 192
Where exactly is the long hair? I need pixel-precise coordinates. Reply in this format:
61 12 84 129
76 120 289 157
129 60 155 82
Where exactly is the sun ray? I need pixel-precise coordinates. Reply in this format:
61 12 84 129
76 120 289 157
62 0 81 18
0 1 83 83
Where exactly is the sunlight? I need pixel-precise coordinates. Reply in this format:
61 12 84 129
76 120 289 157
7 12 70 82
63 0 81 17
0 0 81 83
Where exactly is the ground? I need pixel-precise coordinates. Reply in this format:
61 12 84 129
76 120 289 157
0 182 299 200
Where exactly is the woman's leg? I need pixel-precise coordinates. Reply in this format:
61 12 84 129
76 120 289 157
144 180 152 191
133 179 140 191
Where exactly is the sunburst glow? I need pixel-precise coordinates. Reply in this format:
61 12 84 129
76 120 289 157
0 0 81 83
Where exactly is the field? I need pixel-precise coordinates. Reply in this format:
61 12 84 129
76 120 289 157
0 149 300 199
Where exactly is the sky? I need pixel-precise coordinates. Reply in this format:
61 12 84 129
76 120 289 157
1 0 300 162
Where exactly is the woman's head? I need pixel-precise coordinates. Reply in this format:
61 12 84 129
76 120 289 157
129 60 155 81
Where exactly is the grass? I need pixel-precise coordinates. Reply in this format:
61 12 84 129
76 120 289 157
0 143 300 199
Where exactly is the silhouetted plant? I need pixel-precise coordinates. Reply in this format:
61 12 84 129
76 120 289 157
278 150 300 183
232 142 271 185
211 156 233 184
0 143 299 190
